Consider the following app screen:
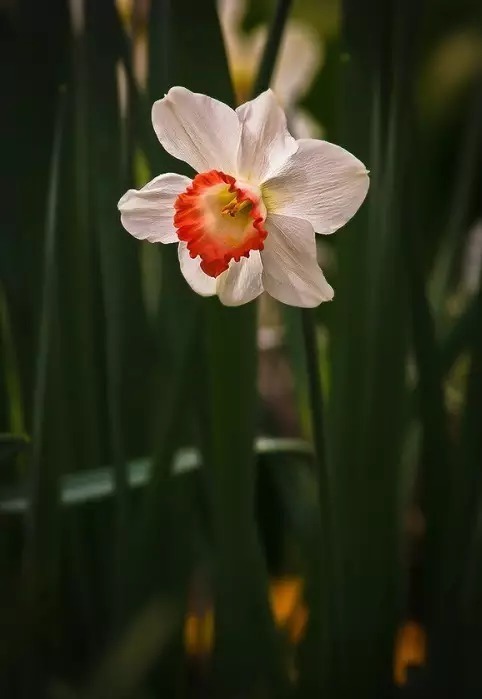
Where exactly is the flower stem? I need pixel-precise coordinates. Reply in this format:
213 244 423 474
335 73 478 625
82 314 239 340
301 309 327 469
301 308 332 555
253 0 294 96
300 307 333 689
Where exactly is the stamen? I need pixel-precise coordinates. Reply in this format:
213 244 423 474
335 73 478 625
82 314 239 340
221 197 251 217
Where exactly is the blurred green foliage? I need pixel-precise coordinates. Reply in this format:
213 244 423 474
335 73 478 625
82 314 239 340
0 0 481 697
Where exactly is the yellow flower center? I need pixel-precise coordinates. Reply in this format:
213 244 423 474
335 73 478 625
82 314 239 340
221 195 252 218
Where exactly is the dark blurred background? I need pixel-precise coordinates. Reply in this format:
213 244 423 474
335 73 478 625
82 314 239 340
0 0 481 697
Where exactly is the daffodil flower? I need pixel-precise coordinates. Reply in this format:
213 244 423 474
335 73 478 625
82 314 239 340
118 87 369 307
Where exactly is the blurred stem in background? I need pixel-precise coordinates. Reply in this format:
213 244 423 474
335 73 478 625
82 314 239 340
0 287 25 438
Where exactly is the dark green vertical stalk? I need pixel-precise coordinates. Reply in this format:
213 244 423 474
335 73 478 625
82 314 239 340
203 302 283 692
392 0 454 634
86 0 153 625
436 83 482 602
459 271 482 568
66 1 102 472
21 89 71 699
405 236 452 620
430 85 482 315
148 0 170 107
445 251 482 697
253 0 293 95
86 0 129 626
124 9 215 691
8 0 69 425
0 288 25 438
452 196 482 592
301 314 327 469
24 88 66 573
329 0 420 695
297 308 333 693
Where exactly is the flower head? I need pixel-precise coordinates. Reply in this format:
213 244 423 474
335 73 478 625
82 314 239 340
118 87 369 307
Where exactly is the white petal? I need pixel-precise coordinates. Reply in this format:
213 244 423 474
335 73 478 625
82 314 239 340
118 173 191 243
261 213 333 307
263 139 369 234
236 89 298 183
178 243 217 297
217 0 246 34
216 253 264 306
152 87 241 174
272 22 323 106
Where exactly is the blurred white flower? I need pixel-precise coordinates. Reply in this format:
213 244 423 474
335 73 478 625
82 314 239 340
419 30 482 119
116 0 149 88
68 0 84 35
118 88 368 307
462 219 482 295
217 0 324 138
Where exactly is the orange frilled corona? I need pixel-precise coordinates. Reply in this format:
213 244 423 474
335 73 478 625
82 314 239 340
174 170 268 278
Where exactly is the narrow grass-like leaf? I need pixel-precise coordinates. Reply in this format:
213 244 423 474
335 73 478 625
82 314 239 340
296 308 333 693
85 0 152 626
429 85 482 316
23 88 66 575
123 7 221 691
20 89 73 699
253 0 293 95
202 302 285 691
281 306 311 437
456 271 482 696
82 598 178 699
409 294 478 416
61 0 102 473
4 0 69 427
87 0 129 625
409 81 482 694
328 1 419 694
403 166 452 628
0 289 26 438
454 257 482 608
437 84 482 599
428 260 482 697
